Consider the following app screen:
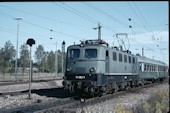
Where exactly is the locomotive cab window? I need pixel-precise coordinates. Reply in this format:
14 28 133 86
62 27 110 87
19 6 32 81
84 49 97 58
68 49 80 59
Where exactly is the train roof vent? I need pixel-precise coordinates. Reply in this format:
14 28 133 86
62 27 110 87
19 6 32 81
81 39 109 46
114 46 119 50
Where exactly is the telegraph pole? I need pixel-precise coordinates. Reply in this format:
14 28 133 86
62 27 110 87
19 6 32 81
50 37 58 76
93 22 102 40
14 17 23 81
142 47 144 57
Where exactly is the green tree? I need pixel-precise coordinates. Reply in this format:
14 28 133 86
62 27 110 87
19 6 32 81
47 51 55 73
20 43 29 76
57 50 62 72
34 45 46 72
0 41 15 77
0 49 3 74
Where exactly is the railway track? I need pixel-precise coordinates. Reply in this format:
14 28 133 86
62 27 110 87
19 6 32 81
35 82 164 113
9 83 164 113
0 81 167 113
0 78 63 86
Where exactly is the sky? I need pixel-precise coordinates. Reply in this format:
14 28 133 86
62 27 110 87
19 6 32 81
0 1 169 64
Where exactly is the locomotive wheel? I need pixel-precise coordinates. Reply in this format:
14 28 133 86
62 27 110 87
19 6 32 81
69 85 75 93
125 84 131 90
94 87 100 95
114 84 119 93
106 84 113 94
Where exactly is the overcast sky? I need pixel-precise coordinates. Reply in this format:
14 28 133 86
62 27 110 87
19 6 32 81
0 1 169 64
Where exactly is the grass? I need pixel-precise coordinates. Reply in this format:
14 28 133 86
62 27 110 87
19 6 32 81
112 85 169 113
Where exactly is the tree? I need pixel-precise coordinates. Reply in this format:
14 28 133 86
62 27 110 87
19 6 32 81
57 50 62 73
34 45 46 72
20 43 29 76
47 51 55 73
0 41 15 77
0 49 3 74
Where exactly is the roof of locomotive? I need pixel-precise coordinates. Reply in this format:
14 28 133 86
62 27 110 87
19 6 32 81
68 39 109 48
67 39 137 56
137 56 167 66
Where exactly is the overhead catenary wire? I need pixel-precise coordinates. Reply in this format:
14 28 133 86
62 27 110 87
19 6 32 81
52 2 119 33
0 3 119 38
107 3 156 31
133 2 154 35
0 3 167 54
0 11 82 40
83 2 130 28
0 4 90 29
82 2 145 47
127 2 155 35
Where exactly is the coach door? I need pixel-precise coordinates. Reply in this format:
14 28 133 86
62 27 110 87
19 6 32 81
132 56 137 73
106 50 109 73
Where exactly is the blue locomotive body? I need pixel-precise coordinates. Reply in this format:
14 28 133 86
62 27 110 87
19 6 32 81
63 39 168 94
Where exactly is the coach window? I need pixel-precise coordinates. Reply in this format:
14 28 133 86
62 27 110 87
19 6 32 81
144 64 147 71
124 55 127 63
128 56 131 63
139 64 142 71
84 49 97 58
164 66 166 71
147 64 149 71
119 53 122 62
113 51 117 61
158 66 160 71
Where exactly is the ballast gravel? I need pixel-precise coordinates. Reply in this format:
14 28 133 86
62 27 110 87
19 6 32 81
0 94 59 109
77 83 169 113
0 83 169 112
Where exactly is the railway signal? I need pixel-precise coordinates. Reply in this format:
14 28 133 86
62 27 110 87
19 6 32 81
26 38 35 99
61 41 66 74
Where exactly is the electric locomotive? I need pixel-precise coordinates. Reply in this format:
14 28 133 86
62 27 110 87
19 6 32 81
63 39 140 95
63 23 168 95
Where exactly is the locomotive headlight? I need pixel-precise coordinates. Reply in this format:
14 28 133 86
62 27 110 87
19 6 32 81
66 67 72 72
89 67 96 72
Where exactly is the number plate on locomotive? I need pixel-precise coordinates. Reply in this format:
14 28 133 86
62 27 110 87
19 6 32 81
75 76 85 79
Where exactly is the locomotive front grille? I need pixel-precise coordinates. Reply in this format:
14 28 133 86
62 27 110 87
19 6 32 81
76 67 86 73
